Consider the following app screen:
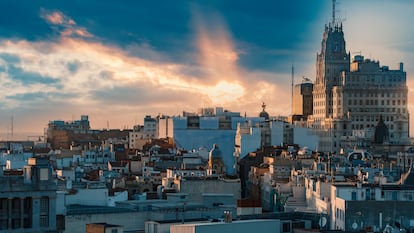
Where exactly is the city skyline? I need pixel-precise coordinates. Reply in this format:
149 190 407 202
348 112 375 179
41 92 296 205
0 0 413 139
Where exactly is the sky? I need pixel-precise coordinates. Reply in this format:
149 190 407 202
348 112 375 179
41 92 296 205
0 0 413 139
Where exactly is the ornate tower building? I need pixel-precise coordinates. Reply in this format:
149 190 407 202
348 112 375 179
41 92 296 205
313 0 350 122
309 0 409 153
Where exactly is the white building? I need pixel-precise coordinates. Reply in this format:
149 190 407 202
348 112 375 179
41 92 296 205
157 115 174 139
170 219 281 233
260 120 285 147
166 168 206 178
234 121 261 160
173 107 264 175
291 126 319 151
0 142 33 170
235 118 319 162
129 115 158 149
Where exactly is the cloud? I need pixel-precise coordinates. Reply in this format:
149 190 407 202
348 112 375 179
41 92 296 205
6 91 73 102
40 9 92 38
192 6 240 81
0 53 21 64
6 65 61 86
0 3 297 135
90 82 204 106
67 60 82 74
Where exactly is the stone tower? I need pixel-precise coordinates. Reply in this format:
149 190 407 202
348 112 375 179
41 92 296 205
313 0 350 122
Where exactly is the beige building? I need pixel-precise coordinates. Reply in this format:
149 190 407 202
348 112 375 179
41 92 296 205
86 223 123 233
292 82 313 120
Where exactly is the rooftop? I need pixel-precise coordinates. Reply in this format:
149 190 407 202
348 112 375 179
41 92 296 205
66 204 134 215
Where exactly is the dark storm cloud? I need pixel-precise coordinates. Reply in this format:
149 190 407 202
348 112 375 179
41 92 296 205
218 1 327 73
0 1 326 72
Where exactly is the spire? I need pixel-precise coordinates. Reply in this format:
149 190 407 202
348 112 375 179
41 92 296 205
291 63 294 115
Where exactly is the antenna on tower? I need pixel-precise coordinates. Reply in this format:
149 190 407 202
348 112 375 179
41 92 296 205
291 63 294 114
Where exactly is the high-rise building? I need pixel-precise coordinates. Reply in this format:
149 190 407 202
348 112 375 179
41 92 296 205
308 0 409 152
292 82 313 120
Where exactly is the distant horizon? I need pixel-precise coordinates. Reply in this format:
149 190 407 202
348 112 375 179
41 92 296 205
0 132 44 141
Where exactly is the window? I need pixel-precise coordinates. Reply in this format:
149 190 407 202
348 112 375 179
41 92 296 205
0 219 7 230
40 197 49 227
40 216 48 228
392 191 398 200
40 168 49 181
40 197 49 213
12 219 20 229
282 222 291 233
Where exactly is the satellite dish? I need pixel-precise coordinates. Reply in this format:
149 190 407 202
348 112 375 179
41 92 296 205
319 217 327 228
352 222 358 230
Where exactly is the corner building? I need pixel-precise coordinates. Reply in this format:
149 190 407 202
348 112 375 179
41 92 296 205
0 157 57 232
308 2 409 152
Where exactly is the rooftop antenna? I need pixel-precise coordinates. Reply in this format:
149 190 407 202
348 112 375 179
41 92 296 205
332 0 336 25
11 114 14 140
302 76 311 83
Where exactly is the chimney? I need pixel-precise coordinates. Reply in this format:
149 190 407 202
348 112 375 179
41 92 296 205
224 211 232 223
66 177 72 189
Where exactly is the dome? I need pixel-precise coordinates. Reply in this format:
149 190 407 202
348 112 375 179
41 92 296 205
209 144 222 159
259 102 269 120
259 111 269 119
